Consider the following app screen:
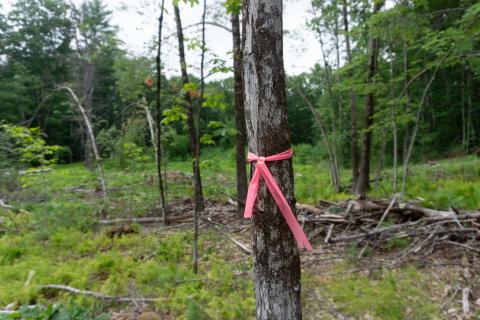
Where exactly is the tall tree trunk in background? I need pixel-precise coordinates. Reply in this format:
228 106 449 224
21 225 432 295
461 64 467 151
59 86 107 200
401 56 447 196
375 48 395 191
310 21 341 192
466 70 472 152
292 82 339 192
82 61 94 170
402 41 410 165
231 11 248 215
333 4 343 164
156 0 167 224
173 3 204 214
243 1 302 319
342 0 359 188
191 0 207 275
355 1 383 198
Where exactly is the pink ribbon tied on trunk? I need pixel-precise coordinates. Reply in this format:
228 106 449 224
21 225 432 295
244 148 313 251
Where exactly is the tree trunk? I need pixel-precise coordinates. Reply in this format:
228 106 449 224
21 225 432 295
191 0 207 275
292 82 340 194
173 3 204 212
342 0 359 188
156 0 167 225
400 50 452 195
461 64 467 151
402 41 410 165
242 1 302 319
59 86 107 200
315 28 341 192
355 1 383 198
466 70 472 152
231 11 248 215
82 61 94 170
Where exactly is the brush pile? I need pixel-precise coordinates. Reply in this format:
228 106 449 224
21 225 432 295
298 198 480 266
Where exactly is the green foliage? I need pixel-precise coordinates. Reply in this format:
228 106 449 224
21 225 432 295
0 124 63 169
202 92 226 110
119 143 149 169
162 106 188 125
163 128 190 160
1 301 109 320
223 0 241 14
113 55 154 103
96 127 121 158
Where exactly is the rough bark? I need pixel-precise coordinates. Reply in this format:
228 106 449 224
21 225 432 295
232 11 248 215
156 0 167 224
342 0 359 187
242 1 302 319
173 3 204 212
355 1 383 198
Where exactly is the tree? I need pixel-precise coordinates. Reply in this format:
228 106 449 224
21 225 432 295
242 1 307 318
355 0 384 198
341 0 360 187
227 1 248 214
155 0 167 224
2 0 73 132
173 0 204 273
73 0 117 168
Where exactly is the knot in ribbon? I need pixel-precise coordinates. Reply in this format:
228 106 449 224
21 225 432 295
244 148 312 251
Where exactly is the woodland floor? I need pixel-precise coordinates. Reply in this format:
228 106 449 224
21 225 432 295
1 150 480 319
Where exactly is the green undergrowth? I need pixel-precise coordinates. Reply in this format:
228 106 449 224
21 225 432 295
1 147 478 318
304 266 441 319
0 216 254 319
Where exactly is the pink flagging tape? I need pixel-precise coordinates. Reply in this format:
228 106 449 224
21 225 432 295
244 148 312 251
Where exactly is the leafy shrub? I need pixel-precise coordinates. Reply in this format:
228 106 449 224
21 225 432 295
0 124 64 169
166 132 190 160
116 142 149 169
96 127 121 158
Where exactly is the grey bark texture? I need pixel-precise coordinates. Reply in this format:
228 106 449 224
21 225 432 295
242 1 302 319
232 11 248 215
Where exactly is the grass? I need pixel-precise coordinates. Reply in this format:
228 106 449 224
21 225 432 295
1 147 479 318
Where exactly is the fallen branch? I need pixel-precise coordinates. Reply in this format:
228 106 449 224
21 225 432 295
99 214 193 225
57 86 107 200
18 168 52 175
462 287 470 317
99 217 163 225
376 195 397 230
201 217 252 255
39 285 159 304
0 199 13 209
